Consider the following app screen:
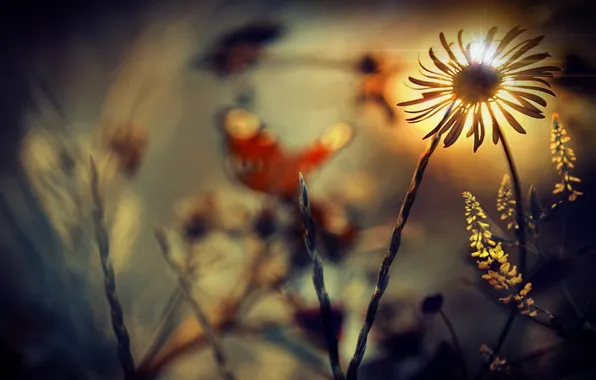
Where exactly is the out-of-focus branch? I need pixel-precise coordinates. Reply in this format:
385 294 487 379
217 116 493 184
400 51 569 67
154 227 235 380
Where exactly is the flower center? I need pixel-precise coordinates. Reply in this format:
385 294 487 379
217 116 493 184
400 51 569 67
452 63 503 104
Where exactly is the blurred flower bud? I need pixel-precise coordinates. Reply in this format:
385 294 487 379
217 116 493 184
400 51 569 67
254 208 277 239
420 293 444 315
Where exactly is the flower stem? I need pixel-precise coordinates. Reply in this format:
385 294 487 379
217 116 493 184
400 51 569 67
473 309 516 380
474 125 528 380
345 102 452 380
439 309 468 380
298 174 345 380
495 125 528 277
90 157 136 380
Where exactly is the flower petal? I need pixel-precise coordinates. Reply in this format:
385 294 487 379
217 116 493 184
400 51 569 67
404 98 454 123
418 55 452 79
444 108 468 147
505 85 555 96
404 96 452 113
475 107 486 151
502 53 550 72
408 76 452 88
397 97 438 107
506 93 543 116
422 102 461 139
487 104 501 144
458 30 471 64
438 105 465 134
507 66 560 77
507 90 547 107
480 27 498 62
507 76 552 87
496 101 527 135
466 105 485 151
440 32 464 69
501 36 545 67
493 26 527 61
497 97 546 119
429 47 454 75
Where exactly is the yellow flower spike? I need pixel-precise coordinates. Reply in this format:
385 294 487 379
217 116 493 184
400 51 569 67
496 174 518 230
520 283 532 296
463 191 540 314
551 113 582 205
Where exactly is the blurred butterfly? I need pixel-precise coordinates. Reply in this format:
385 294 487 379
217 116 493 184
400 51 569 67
195 20 286 77
219 107 353 201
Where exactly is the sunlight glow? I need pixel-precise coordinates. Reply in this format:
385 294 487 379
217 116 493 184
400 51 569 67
468 41 503 67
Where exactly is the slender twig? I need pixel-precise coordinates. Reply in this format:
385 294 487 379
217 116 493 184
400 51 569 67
154 227 235 380
345 102 452 380
298 174 345 380
89 156 136 380
439 309 468 380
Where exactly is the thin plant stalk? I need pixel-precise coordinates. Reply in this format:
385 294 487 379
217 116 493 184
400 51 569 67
154 227 235 380
473 310 516 380
439 309 468 380
138 287 184 367
473 125 528 380
298 174 345 380
559 210 596 331
89 156 136 380
345 102 454 380
495 125 528 277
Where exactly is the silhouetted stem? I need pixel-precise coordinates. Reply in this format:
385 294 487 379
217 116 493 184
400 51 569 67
155 227 235 380
346 121 445 380
495 125 528 276
474 125 528 380
345 102 458 380
90 156 136 380
439 309 468 380
559 210 596 331
298 174 345 380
